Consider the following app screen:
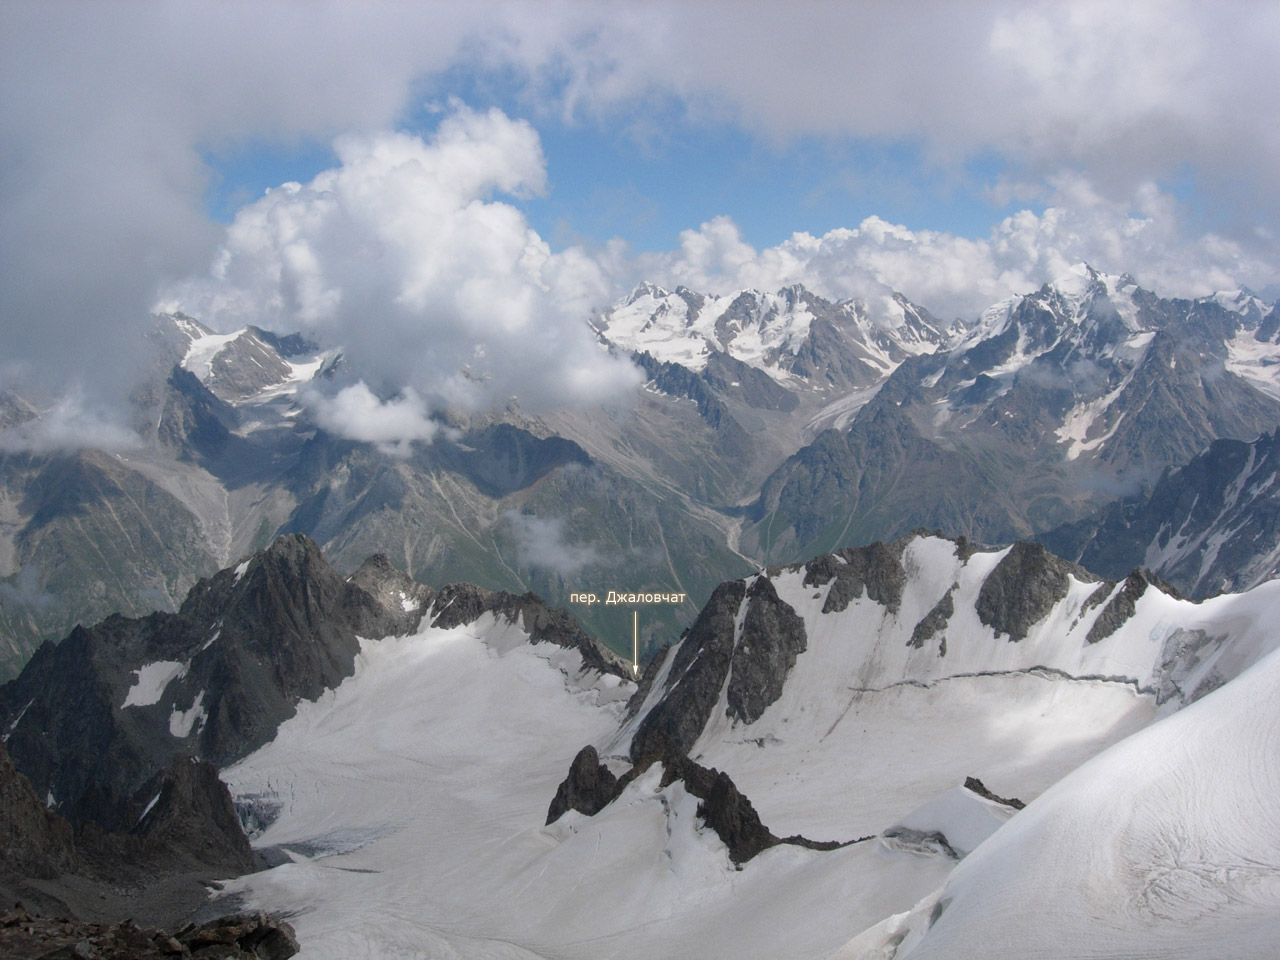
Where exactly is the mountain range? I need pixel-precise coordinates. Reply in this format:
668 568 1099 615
6 250 1280 953
4 264 1279 684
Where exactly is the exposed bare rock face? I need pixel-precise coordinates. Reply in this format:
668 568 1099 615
803 540 908 614
0 740 77 882
0 905 299 960
726 576 808 724
975 540 1093 641
0 534 420 835
545 745 620 823
426 582 632 679
629 580 747 761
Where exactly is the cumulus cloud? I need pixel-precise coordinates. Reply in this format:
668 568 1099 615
495 2 1280 226
0 392 142 455
4 0 1279 429
305 382 440 457
166 105 642 445
635 175 1277 322
502 510 603 576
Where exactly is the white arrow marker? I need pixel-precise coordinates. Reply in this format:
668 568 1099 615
632 610 639 678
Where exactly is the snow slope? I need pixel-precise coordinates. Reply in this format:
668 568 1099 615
614 536 1280 840
836 640 1280 960
220 609 953 960
218 538 1280 958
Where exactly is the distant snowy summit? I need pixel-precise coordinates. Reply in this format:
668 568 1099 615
592 281 955 393
152 312 330 404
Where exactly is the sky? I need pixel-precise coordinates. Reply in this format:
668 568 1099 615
2 0 1280 449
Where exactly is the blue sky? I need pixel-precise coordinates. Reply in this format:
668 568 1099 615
202 103 1025 256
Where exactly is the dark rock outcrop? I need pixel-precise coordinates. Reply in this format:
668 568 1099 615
1086 570 1151 644
0 905 299 960
694 768 778 865
551 730 858 866
909 585 956 651
726 577 807 724
976 541 1093 641
550 733 781 866
347 553 435 634
130 755 255 875
0 740 77 881
546 746 620 823
963 776 1025 810
0 534 430 834
803 540 907 615
629 581 746 761
427 582 631 679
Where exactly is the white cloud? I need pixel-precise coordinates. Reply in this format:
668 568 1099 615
0 392 141 455
502 510 603 576
168 105 643 443
636 176 1277 321
4 0 1278 417
305 382 440 457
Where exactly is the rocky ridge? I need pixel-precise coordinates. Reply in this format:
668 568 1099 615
0 534 627 910
0 904 298 960
1042 429 1280 598
744 266 1280 563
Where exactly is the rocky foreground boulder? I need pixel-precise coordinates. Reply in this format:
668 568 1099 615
0 904 298 960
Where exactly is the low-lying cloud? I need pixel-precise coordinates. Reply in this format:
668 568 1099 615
0 392 142 455
304 382 441 457
0 566 57 613
502 510 603 577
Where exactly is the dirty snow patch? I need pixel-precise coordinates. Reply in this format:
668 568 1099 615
169 691 207 738
122 661 188 709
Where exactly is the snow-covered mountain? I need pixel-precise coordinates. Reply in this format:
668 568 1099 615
159 313 327 404
747 264 1280 562
17 532 1249 958
594 282 952 395
5 265 1280 688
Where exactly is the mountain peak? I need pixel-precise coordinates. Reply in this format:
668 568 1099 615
624 280 671 305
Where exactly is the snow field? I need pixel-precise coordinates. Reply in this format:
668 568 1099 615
218 536 1280 959
220 615 952 959
846 642 1280 960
